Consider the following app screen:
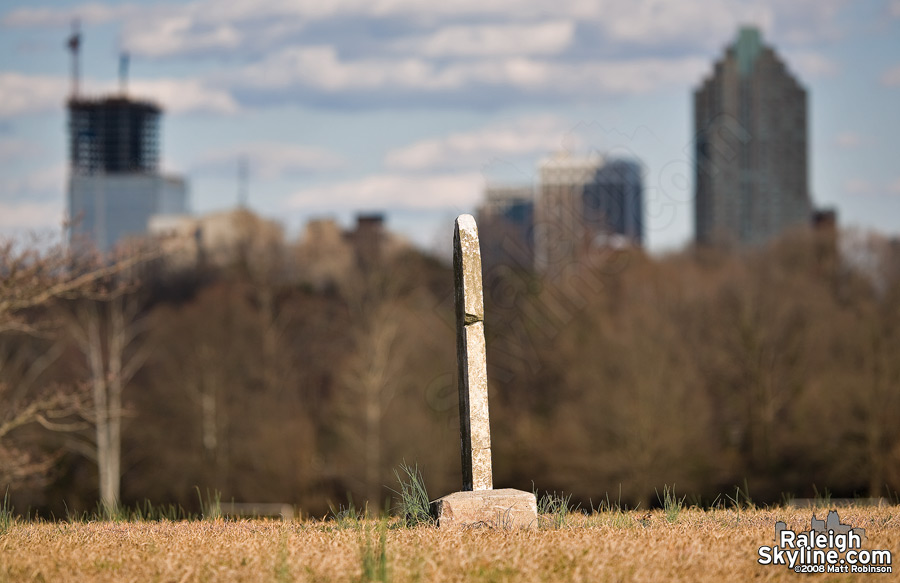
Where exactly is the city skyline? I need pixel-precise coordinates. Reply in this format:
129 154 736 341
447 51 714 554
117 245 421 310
1 1 899 255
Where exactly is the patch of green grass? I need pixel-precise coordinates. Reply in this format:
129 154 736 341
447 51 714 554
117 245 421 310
535 488 576 529
144 499 191 521
586 490 635 528
63 499 193 523
275 531 293 583
780 491 795 507
605 509 634 528
60 498 87 523
329 497 367 530
1 488 14 535
550 550 586 578
886 486 900 506
358 521 389 582
469 564 518 583
92 558 122 572
725 479 755 511
391 462 433 527
811 484 832 508
196 487 222 520
657 485 685 524
98 499 129 522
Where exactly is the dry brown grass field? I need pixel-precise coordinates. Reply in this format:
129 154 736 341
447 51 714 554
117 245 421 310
2 506 899 582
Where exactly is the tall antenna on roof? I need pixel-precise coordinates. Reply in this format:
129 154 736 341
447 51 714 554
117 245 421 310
67 19 81 99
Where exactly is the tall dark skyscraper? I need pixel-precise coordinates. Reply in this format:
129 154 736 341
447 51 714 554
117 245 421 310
694 27 812 247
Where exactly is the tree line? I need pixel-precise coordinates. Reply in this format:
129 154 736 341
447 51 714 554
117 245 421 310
1 225 898 517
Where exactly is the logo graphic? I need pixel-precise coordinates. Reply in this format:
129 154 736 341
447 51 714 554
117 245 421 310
758 510 892 574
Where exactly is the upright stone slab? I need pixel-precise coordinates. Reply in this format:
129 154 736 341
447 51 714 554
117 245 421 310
454 214 492 491
431 214 537 529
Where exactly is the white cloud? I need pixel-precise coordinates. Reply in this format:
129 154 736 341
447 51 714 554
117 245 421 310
783 50 840 79
8 163 67 197
0 73 68 117
398 21 575 58
0 163 66 199
2 1 594 32
4 0 843 60
123 16 243 58
128 79 239 115
0 138 42 161
768 0 847 44
0 201 64 230
0 73 237 117
2 4 138 27
0 0 850 111
229 46 445 91
193 142 345 179
287 172 485 211
385 116 576 171
123 11 575 60
602 0 773 48
882 64 900 86
229 46 707 98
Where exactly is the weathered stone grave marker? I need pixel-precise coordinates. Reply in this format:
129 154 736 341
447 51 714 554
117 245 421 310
431 214 538 529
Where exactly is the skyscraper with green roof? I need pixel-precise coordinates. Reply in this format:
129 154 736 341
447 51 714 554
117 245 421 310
694 27 812 247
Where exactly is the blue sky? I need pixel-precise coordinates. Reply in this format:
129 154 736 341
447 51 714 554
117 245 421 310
1 0 898 255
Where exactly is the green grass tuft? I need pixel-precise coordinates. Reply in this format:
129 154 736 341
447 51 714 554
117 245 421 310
63 499 193 523
726 479 755 511
195 487 222 520
811 484 832 508
358 520 390 582
329 497 367 530
275 531 293 582
1 488 14 535
535 488 576 529
391 462 433 527
657 485 685 524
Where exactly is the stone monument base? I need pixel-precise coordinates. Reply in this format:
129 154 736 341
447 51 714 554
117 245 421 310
431 488 537 529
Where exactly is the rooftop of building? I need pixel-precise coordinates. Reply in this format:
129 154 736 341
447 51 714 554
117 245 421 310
735 26 763 76
539 151 606 171
485 184 535 202
67 94 161 113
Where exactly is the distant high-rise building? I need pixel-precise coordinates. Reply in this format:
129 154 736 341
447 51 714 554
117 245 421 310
694 26 812 247
535 153 642 273
67 95 188 253
476 185 535 272
348 213 387 270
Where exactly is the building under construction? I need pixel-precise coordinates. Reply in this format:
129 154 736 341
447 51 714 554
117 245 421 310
66 28 188 253
68 96 161 175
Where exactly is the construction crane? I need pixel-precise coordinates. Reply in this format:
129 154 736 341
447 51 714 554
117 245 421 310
66 19 81 99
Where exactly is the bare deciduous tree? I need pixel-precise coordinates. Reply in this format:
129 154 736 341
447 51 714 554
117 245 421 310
339 301 404 508
64 294 150 511
0 381 88 487
0 237 151 491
